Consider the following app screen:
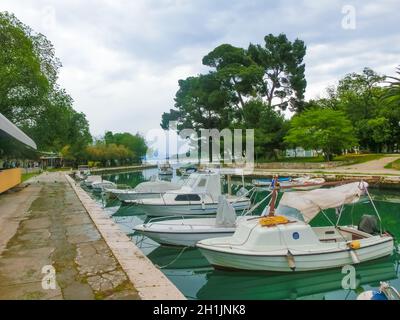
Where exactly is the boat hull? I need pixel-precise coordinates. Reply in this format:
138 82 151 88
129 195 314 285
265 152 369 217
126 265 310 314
116 192 161 202
135 200 251 217
134 217 245 246
197 238 394 272
136 228 235 247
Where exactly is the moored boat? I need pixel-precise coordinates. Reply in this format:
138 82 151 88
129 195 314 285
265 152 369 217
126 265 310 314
133 195 254 247
106 180 182 202
91 180 117 192
83 175 102 187
252 176 325 191
132 172 251 217
158 162 173 175
197 181 394 272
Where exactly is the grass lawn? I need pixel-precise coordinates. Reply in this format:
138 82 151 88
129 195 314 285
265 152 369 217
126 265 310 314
257 153 385 165
21 172 41 182
385 158 400 170
45 167 72 172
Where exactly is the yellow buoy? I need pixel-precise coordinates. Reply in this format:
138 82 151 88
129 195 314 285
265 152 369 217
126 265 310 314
349 240 361 250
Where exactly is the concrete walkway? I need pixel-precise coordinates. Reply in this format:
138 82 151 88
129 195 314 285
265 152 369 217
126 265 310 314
249 156 400 177
66 175 185 299
0 172 139 300
336 156 400 174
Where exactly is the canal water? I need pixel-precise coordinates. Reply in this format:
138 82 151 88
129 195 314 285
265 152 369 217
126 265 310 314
87 168 400 300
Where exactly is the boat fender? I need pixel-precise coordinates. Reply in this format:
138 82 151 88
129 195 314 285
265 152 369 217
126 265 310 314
349 240 361 250
349 250 360 264
201 201 205 210
286 250 296 271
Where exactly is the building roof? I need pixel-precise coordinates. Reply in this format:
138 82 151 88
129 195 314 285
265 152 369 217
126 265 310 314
0 113 37 149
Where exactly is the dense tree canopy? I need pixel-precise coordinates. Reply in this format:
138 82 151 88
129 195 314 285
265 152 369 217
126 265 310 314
0 12 91 160
285 108 357 161
248 34 307 111
104 131 147 163
303 67 400 153
161 34 306 160
85 142 132 167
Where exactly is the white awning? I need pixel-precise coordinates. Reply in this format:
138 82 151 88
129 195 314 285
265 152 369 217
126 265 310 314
278 182 369 222
0 113 37 149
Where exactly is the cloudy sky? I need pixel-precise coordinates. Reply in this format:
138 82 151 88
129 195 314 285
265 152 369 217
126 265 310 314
1 0 399 138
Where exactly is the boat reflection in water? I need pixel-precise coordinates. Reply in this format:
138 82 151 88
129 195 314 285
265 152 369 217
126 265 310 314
146 246 212 300
144 245 399 300
196 255 399 300
147 246 211 270
111 203 147 217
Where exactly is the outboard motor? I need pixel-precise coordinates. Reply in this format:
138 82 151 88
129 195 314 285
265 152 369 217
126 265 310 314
358 215 379 235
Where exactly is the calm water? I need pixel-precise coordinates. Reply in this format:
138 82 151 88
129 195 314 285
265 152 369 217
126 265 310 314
87 168 400 300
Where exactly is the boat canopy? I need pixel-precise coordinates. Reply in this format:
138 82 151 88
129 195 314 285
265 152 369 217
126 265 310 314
277 182 369 223
215 195 236 227
134 181 181 193
181 172 222 198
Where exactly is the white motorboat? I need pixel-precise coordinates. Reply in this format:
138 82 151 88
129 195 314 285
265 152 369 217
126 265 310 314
133 195 256 247
131 172 251 216
78 165 91 175
106 180 182 202
83 175 102 187
197 181 394 272
158 162 173 175
92 180 117 192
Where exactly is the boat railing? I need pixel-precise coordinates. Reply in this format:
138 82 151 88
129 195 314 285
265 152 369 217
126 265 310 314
241 191 273 216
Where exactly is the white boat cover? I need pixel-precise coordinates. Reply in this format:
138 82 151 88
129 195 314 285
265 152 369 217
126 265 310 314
278 182 368 222
215 195 237 227
292 177 325 184
85 175 102 183
134 181 181 193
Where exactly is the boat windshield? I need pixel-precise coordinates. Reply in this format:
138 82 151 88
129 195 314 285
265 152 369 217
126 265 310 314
183 176 198 188
275 205 304 222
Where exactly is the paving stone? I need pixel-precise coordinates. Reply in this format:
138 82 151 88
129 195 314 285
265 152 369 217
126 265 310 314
0 173 141 300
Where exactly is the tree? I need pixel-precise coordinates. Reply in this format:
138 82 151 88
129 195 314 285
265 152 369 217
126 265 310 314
202 44 264 115
242 99 288 160
85 142 132 167
0 12 92 161
248 33 307 111
172 74 233 131
0 12 61 125
160 34 304 161
285 108 357 161
103 131 147 163
381 66 400 151
335 68 384 122
382 66 400 105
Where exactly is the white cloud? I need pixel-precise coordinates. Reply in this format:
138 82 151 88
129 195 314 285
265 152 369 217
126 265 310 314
1 0 399 137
